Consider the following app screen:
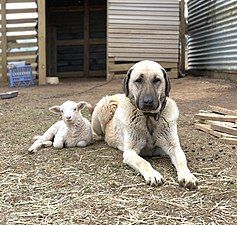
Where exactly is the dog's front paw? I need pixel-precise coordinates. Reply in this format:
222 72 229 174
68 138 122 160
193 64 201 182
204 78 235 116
143 170 164 186
178 170 198 190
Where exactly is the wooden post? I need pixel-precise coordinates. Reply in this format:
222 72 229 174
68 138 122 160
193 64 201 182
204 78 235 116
1 0 8 83
37 0 46 85
84 0 89 77
106 0 109 80
180 0 186 73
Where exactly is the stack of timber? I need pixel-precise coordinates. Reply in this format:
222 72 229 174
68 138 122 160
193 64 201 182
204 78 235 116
194 106 237 145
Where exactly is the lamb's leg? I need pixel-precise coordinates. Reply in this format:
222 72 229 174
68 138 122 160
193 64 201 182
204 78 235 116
53 132 64 149
76 140 87 147
42 141 53 147
28 123 59 153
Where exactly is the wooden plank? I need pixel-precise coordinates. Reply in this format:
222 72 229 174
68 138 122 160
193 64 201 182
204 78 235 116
84 0 89 77
180 0 185 73
204 120 237 128
56 39 84 46
110 52 178 59
8 42 37 49
210 130 237 139
7 0 36 3
109 61 177 72
194 113 237 123
37 0 47 85
1 0 8 83
7 26 36 32
208 105 237 116
7 19 37 24
56 39 105 46
106 0 109 80
48 27 57 76
194 123 211 133
7 8 37 14
211 124 237 136
8 55 37 61
57 71 84 78
108 57 115 80
49 5 105 13
220 137 237 145
8 51 37 57
8 35 37 41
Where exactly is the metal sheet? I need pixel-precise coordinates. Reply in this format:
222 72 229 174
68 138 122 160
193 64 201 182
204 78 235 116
188 0 237 71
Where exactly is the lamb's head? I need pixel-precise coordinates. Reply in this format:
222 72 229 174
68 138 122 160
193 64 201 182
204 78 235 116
49 100 88 124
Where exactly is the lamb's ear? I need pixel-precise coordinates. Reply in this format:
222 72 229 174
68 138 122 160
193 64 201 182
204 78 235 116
161 68 171 97
49 106 61 114
76 101 87 111
123 68 133 97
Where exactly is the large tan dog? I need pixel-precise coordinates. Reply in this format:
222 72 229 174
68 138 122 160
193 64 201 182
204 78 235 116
92 60 198 189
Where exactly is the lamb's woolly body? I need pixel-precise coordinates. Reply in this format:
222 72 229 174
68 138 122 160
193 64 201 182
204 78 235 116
28 101 93 153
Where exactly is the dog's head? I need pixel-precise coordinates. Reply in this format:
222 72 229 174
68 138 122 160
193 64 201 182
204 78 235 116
123 60 171 113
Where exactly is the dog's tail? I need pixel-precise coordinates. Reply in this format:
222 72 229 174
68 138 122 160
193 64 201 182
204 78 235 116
91 94 119 137
86 103 94 115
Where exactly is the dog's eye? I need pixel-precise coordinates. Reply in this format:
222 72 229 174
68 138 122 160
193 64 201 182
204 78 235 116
153 78 161 84
135 78 142 83
60 109 64 113
73 108 77 111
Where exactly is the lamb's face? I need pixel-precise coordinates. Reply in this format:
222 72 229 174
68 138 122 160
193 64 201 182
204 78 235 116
60 101 79 124
49 100 87 125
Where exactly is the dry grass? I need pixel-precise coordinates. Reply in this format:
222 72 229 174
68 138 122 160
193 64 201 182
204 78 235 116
0 77 237 224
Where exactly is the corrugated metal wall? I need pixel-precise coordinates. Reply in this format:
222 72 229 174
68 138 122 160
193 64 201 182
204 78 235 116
188 0 237 72
108 0 180 65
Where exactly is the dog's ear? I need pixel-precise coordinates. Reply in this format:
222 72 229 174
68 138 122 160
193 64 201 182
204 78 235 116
161 68 171 97
123 68 133 96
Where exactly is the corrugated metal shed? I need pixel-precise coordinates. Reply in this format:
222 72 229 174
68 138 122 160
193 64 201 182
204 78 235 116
188 0 237 72
108 0 180 78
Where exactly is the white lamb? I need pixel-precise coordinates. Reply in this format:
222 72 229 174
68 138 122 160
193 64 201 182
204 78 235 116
28 100 93 153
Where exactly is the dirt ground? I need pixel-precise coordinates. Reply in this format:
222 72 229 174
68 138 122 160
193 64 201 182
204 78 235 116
0 76 236 225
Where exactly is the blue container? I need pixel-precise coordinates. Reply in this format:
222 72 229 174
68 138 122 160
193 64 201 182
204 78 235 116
9 65 35 88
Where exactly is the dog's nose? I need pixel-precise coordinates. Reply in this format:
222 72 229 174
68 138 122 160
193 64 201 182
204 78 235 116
66 116 72 120
143 96 154 107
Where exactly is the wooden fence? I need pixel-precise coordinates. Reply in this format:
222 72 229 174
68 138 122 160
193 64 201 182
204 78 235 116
0 0 46 85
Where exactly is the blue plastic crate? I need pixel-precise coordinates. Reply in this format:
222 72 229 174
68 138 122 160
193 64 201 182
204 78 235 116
9 65 35 88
